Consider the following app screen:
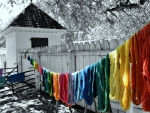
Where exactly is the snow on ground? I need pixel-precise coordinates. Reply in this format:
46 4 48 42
0 86 93 113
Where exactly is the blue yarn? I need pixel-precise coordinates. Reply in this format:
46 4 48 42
89 64 97 98
74 71 82 102
79 69 85 100
80 66 93 106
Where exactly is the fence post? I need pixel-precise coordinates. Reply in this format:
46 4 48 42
35 52 41 91
4 61 6 76
68 49 75 73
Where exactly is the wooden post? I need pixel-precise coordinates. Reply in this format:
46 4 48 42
35 52 41 91
4 61 6 76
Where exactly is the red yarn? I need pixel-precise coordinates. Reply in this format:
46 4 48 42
136 22 150 111
59 73 69 104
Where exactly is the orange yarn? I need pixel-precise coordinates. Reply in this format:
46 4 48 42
53 73 60 100
130 34 141 105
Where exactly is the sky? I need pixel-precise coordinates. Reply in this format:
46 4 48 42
0 0 38 30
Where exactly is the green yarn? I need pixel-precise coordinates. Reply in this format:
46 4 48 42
47 71 53 96
96 54 110 112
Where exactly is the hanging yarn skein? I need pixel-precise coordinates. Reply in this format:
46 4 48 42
130 34 141 105
119 39 131 110
96 54 110 112
138 22 150 111
109 49 120 100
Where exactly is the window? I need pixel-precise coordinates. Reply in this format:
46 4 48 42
30 38 48 48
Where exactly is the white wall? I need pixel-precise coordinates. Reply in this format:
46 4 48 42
5 32 17 68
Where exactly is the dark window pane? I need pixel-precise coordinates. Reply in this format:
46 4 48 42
30 38 48 48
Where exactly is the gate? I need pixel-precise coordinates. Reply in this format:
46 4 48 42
0 65 35 97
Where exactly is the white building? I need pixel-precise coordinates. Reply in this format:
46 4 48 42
1 3 66 69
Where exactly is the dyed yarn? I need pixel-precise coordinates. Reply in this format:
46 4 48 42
67 73 75 105
48 71 53 96
138 22 150 111
74 71 82 102
89 64 97 98
59 73 69 103
109 49 120 100
80 66 93 105
96 54 110 112
119 39 131 110
53 73 60 100
130 34 141 105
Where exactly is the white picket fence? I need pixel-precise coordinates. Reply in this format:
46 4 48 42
19 38 147 113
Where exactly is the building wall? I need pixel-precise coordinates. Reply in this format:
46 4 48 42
5 32 17 68
16 30 63 72
1 27 66 70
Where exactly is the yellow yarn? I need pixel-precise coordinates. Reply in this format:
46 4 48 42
109 49 120 100
117 44 125 104
109 39 131 110
119 39 131 110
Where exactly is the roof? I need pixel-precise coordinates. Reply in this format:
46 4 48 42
6 3 66 30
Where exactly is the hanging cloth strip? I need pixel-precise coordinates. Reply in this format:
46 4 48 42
130 34 141 105
0 76 6 87
53 73 60 100
59 73 69 103
9 72 25 83
138 22 150 111
74 71 82 102
119 39 131 110
48 71 53 96
96 54 110 112
67 73 76 105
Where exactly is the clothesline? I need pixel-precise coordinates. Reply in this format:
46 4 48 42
26 22 150 112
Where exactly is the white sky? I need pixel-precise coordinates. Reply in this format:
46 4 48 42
0 0 38 29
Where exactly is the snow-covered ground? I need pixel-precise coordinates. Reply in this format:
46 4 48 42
0 86 93 113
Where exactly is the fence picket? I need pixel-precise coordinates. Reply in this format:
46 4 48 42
95 41 102 50
90 41 96 51
84 42 90 51
79 42 84 51
102 39 110 50
109 39 119 50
